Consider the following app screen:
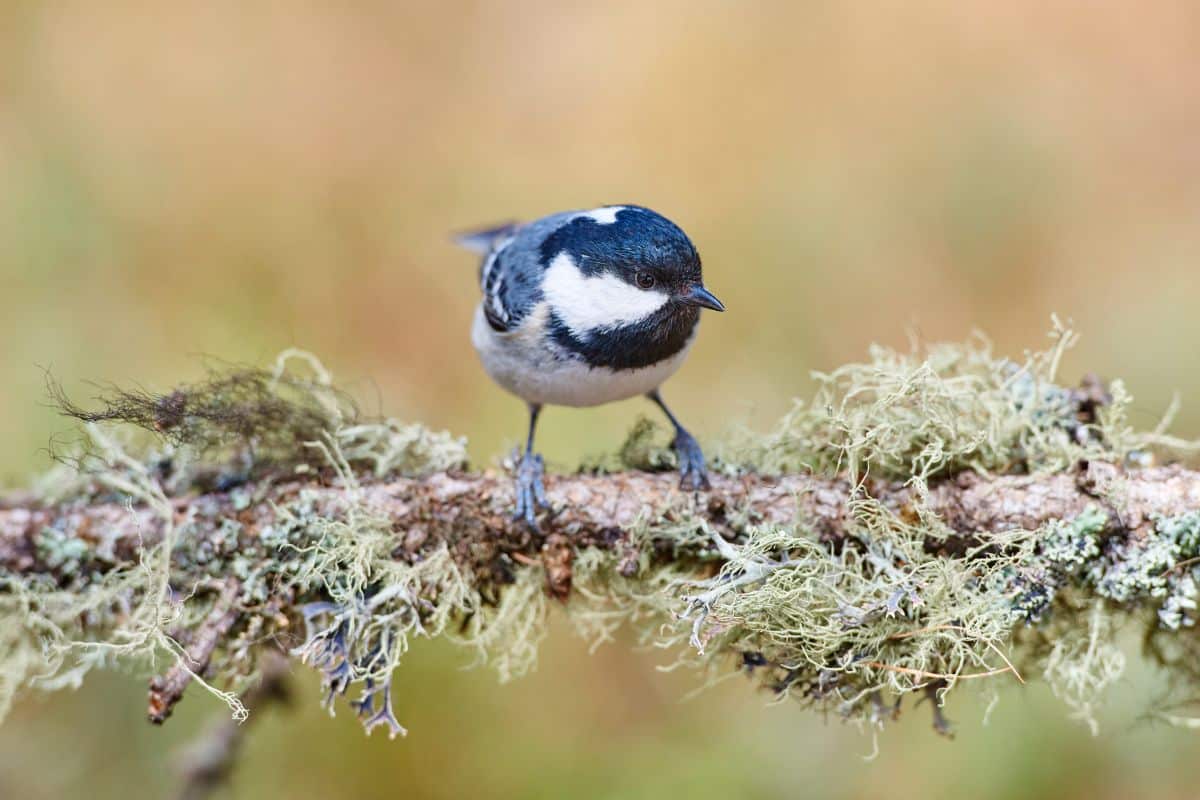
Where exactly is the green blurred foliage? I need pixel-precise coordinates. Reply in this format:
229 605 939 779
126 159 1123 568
2 2 1199 797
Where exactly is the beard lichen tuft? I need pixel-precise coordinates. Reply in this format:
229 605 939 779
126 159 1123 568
743 322 1137 492
47 349 467 493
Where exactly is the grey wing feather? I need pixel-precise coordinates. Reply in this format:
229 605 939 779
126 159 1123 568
453 220 523 331
480 239 549 333
480 243 515 331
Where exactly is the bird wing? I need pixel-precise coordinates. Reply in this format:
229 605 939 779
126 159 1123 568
453 221 525 332
480 244 512 331
460 212 573 333
479 238 535 333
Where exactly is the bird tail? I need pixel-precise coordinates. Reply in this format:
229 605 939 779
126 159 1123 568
452 222 519 254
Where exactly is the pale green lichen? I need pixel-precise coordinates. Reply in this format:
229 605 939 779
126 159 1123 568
579 416 678 474
456 565 549 683
1 353 471 734
621 324 1196 734
4 331 1200 740
662 502 1034 722
1038 506 1108 574
568 516 708 653
1041 604 1127 736
1 424 247 723
743 322 1129 495
35 527 91 572
335 419 467 479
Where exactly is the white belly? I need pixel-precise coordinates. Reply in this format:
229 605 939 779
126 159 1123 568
471 304 694 407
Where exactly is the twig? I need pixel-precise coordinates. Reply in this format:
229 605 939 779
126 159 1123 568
886 624 967 641
1160 556 1200 577
862 661 1021 683
175 650 291 800
149 579 243 724
886 626 1024 683
920 681 954 737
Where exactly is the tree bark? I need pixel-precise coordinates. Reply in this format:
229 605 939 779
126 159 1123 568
4 461 1199 577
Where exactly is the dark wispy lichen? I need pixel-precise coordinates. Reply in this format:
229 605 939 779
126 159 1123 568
51 362 348 465
48 351 467 489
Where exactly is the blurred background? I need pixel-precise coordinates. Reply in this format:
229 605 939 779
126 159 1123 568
2 1 1199 797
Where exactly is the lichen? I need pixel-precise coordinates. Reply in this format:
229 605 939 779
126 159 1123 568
35 526 91 572
0 424 247 724
1041 604 1126 735
49 356 352 470
1037 506 1108 574
2 353 471 734
742 322 1130 500
579 416 677 474
568 518 706 653
3 329 1200 740
47 349 467 491
658 501 1032 728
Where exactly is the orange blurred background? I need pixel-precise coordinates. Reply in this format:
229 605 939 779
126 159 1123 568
2 2 1199 798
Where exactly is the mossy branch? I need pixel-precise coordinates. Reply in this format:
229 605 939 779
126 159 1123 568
6 463 1200 579
4 330 1200 742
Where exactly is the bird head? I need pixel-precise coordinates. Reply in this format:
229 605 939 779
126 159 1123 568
539 206 723 338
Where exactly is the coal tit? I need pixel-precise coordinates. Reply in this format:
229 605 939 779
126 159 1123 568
457 205 724 526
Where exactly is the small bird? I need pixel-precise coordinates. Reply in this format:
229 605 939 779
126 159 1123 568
457 205 724 526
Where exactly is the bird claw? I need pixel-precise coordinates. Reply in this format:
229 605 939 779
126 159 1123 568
672 428 710 490
512 450 550 528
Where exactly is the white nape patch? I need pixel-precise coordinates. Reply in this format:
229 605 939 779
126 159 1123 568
542 252 668 337
579 206 624 225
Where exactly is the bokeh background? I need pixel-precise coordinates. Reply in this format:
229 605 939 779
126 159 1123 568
3 2 1200 798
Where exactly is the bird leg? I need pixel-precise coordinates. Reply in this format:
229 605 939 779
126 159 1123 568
513 403 550 527
646 390 710 490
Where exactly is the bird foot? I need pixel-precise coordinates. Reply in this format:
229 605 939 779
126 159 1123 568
671 428 710 490
512 449 550 528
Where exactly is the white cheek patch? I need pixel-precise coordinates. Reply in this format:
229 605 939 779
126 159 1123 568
578 206 624 225
542 252 669 337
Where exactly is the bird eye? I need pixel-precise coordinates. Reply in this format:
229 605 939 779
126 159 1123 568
635 272 655 289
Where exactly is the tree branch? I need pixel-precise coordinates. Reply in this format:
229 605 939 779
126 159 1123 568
3 462 1198 577
174 651 291 800
149 577 243 724
5 336 1200 738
